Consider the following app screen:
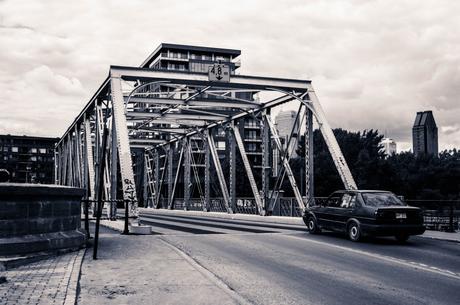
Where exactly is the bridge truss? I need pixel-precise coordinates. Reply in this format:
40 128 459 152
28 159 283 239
55 64 357 220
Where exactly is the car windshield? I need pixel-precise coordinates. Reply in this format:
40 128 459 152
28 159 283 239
361 192 405 207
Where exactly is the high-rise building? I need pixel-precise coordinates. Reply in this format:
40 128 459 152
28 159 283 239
0 134 58 184
380 138 397 156
412 111 438 156
275 110 299 158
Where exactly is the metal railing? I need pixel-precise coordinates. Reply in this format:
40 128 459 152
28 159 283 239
83 198 460 233
406 200 460 232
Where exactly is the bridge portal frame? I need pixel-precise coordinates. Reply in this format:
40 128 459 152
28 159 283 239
55 65 357 221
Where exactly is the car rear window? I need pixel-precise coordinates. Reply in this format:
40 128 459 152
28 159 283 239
361 192 405 207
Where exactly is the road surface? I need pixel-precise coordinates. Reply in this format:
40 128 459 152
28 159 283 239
136 210 459 305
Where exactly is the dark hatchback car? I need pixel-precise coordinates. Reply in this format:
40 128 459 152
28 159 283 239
303 190 425 242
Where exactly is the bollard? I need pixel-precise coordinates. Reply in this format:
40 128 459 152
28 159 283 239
84 200 91 239
123 199 130 235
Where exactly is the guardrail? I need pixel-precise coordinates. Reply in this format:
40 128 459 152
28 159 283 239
405 200 460 232
82 198 460 232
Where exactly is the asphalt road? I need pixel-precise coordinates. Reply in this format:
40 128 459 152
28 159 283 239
138 210 460 305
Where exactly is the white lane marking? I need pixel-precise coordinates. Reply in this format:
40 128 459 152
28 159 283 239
159 237 254 305
285 234 460 281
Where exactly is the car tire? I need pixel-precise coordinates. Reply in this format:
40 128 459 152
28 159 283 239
307 216 321 234
348 221 361 242
395 234 410 243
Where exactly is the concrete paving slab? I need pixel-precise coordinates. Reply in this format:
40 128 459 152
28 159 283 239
78 225 240 305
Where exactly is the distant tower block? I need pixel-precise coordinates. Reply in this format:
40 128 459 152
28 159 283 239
412 111 438 156
275 110 299 158
381 138 397 156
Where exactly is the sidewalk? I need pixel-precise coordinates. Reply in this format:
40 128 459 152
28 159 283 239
77 223 240 305
0 249 84 305
421 230 460 243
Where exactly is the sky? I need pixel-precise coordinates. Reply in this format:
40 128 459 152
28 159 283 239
0 0 459 152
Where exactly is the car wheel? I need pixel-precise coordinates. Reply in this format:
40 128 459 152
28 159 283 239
395 234 410 243
348 222 361 242
307 216 320 234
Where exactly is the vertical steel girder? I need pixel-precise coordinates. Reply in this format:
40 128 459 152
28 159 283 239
262 110 270 211
110 77 139 218
153 151 160 207
183 138 191 210
167 144 173 206
232 125 265 215
168 140 185 209
304 108 314 207
110 115 118 218
84 116 95 200
228 125 237 212
203 130 210 211
207 133 232 213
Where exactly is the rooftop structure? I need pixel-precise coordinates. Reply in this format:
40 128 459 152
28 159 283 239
412 111 438 156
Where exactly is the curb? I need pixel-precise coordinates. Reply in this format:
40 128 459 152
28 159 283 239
140 208 305 226
0 247 84 271
64 248 86 305
419 234 460 244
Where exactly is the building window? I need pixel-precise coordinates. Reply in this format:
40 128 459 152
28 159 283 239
30 148 37 153
3 147 8 152
30 156 37 161
12 147 18 153
216 141 226 150
246 130 257 139
39 148 47 154
247 143 257 151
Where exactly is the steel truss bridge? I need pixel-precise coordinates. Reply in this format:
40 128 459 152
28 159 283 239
55 63 357 221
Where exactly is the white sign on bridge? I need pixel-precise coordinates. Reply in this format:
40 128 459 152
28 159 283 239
208 63 230 82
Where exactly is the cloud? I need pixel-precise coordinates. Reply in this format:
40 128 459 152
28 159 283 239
0 0 458 151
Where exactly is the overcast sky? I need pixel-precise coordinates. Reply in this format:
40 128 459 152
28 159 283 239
0 0 459 151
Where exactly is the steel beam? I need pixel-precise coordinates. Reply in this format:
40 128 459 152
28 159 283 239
304 107 314 207
110 77 139 218
183 138 191 210
232 126 265 215
126 97 260 108
203 130 210 211
207 133 232 213
110 65 311 91
304 85 357 190
228 125 237 212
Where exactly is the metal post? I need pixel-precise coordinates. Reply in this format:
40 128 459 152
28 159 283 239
154 151 160 207
305 108 314 207
262 110 270 212
204 131 210 211
84 200 90 239
123 199 129 234
168 144 173 206
228 125 237 213
110 115 118 220
184 138 191 210
93 125 108 260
